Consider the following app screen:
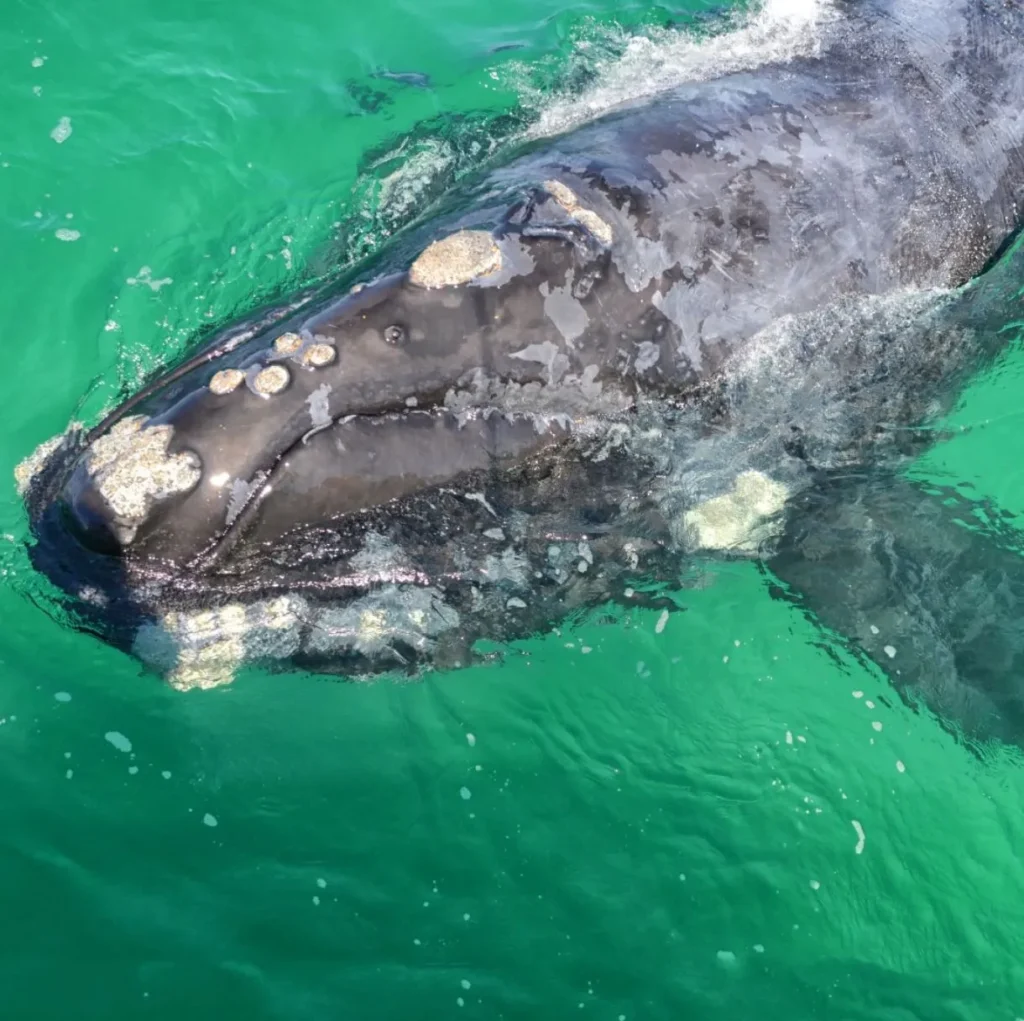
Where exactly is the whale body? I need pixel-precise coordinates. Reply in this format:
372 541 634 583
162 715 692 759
16 0 1024 729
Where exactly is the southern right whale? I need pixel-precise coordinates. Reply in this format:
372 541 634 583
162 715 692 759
14 0 1024 744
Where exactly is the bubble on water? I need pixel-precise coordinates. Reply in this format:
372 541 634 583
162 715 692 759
716 950 736 965
852 690 864 699
317 878 326 889
896 760 906 773
312 895 320 906
50 116 71 143
655 609 669 633
457 998 464 1008
32 56 46 67
128 765 138 775
785 731 793 745
466 733 476 747
104 320 119 331
65 769 73 779
753 944 764 954
161 770 171 779
54 691 71 702
865 700 875 709
460 786 472 800
463 913 471 921
809 879 820 890
104 731 132 753
872 721 883 732
869 624 879 634
203 813 218 828
55 228 80 241
126 266 172 291
581 645 592 654
460 979 471 990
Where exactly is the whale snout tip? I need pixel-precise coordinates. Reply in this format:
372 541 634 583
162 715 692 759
48 415 202 552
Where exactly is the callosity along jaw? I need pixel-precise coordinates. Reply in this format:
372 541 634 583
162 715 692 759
25 176 629 574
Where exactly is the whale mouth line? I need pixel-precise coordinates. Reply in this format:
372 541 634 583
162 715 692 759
185 401 583 574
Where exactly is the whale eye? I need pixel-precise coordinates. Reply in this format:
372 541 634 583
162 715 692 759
383 324 406 346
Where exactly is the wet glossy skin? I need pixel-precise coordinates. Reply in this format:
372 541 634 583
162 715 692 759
19 0 1024 685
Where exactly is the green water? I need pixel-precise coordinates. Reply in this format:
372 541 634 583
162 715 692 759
2 0 1024 1017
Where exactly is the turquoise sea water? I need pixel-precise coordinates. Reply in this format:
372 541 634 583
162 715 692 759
2 1 1024 1017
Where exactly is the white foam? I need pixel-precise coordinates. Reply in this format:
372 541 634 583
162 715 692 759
515 0 838 141
851 819 866 854
104 731 132 753
50 116 71 143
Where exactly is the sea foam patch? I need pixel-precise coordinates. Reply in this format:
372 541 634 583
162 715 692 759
514 0 839 140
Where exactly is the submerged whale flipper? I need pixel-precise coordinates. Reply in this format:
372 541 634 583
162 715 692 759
765 471 1024 748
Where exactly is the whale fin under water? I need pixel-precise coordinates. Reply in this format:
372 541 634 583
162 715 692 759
761 232 1024 749
766 470 1024 751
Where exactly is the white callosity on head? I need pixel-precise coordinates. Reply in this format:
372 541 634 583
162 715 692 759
682 470 790 553
133 595 307 691
252 364 290 396
306 584 460 660
543 179 614 246
209 368 245 395
85 416 201 539
409 230 503 289
300 343 336 368
14 431 74 495
274 331 304 355
273 330 337 369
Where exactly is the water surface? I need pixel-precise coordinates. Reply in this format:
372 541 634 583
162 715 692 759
2 1 1023 1017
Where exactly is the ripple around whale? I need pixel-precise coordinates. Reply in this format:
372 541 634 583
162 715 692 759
14 0 1024 748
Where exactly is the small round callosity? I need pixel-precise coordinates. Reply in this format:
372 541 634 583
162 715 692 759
209 368 245 395
408 229 502 289
274 331 304 355
252 364 290 395
300 343 336 368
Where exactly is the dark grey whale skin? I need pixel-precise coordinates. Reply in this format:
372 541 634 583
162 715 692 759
19 0 1024 725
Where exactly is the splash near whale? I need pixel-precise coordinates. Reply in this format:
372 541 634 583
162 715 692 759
15 0 1024 738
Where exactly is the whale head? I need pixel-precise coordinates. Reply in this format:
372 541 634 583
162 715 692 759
20 180 651 604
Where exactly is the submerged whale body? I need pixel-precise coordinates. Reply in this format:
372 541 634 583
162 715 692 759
17 0 1024 732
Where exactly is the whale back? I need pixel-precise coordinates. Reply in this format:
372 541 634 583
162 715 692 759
856 0 1024 227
